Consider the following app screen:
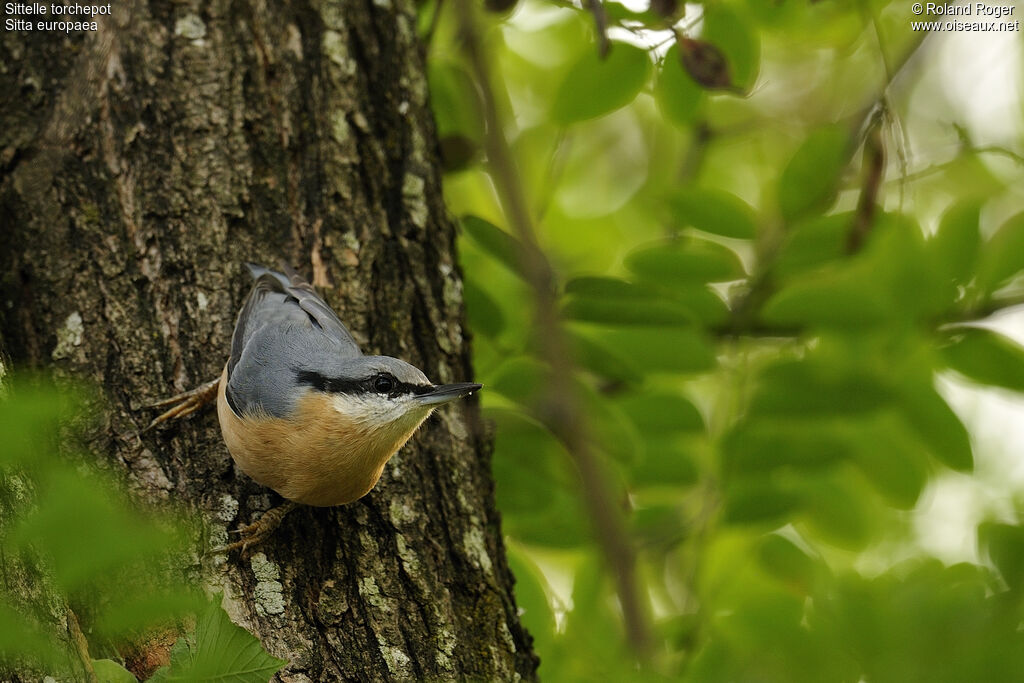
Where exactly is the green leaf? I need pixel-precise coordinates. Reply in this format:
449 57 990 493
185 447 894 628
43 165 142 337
564 329 638 383
0 383 77 470
598 326 716 373
487 408 587 547
748 360 892 417
897 384 973 472
631 500 680 537
758 535 819 593
777 125 850 222
0 598 68 670
774 212 851 280
490 357 547 406
562 556 620 645
702 3 761 90
942 327 1024 393
564 278 729 325
630 434 699 486
11 469 181 594
583 387 641 465
506 545 556 655
762 266 895 328
488 408 564 510
565 276 648 299
617 392 703 484
800 475 871 548
148 600 286 682
427 61 482 141
724 480 802 525
763 212 941 326
929 200 981 286
548 555 636 681
569 276 729 327
722 418 850 475
654 45 704 125
626 238 745 285
563 296 695 326
978 211 1024 293
849 414 929 509
565 281 727 330
552 42 650 124
668 286 730 325
979 522 1024 590
93 659 138 683
867 213 950 317
616 392 704 433
93 589 205 640
460 216 528 279
463 277 505 339
669 187 757 239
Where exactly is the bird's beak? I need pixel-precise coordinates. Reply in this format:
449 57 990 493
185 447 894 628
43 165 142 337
414 382 483 406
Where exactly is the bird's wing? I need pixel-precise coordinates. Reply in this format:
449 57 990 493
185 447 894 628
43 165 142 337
224 265 362 417
233 263 361 365
278 264 361 351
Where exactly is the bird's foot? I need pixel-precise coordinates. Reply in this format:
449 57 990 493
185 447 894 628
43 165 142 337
143 378 220 431
211 502 298 554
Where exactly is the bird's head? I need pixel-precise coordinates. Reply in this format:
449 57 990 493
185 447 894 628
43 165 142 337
295 355 481 444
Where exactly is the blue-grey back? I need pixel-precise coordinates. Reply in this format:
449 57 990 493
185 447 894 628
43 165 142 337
225 265 362 418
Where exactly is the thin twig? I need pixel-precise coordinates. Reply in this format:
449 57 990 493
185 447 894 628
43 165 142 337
848 109 886 254
453 0 652 657
585 0 611 58
425 0 446 48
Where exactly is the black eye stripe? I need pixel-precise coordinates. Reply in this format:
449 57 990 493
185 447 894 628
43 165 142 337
295 370 431 397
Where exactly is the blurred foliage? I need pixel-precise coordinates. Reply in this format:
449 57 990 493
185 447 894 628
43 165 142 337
424 0 1024 679
147 598 285 682
0 381 280 681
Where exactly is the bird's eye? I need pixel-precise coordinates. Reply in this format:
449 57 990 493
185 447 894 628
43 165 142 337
373 374 396 394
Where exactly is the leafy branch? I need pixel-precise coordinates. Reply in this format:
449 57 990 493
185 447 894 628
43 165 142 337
454 0 653 657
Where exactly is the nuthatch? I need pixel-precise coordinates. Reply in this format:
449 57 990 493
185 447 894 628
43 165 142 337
147 264 481 549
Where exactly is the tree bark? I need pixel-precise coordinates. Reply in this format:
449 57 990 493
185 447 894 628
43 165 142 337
0 1 537 680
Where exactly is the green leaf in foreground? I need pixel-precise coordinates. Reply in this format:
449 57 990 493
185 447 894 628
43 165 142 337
978 211 1024 294
929 199 981 286
777 125 850 222
551 41 650 124
897 383 973 472
669 187 757 239
626 237 745 285
979 522 1024 590
463 276 505 339
149 600 286 683
942 327 1024 393
702 2 760 90
761 265 894 328
563 296 695 326
758 534 819 593
654 45 704 125
93 659 138 683
461 215 529 278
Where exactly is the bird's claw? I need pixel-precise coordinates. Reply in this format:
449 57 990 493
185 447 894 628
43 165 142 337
143 378 219 431
209 502 297 554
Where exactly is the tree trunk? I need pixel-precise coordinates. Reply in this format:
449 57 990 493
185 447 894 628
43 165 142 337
0 1 537 680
